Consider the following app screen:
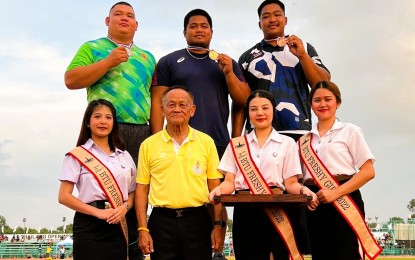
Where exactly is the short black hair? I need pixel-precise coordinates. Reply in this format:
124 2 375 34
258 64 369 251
110 1 133 12
162 86 194 104
184 9 212 29
257 0 285 18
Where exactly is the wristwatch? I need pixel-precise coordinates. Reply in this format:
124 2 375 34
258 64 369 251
124 203 130 211
213 220 226 228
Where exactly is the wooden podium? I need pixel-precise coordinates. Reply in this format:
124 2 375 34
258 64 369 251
214 194 311 207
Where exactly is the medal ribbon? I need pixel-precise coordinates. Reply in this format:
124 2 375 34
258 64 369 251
107 36 133 55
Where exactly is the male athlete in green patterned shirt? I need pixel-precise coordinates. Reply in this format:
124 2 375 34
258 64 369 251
67 38 155 124
64 2 155 260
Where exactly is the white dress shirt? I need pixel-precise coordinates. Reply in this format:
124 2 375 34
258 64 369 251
59 138 137 203
219 129 302 190
303 120 375 180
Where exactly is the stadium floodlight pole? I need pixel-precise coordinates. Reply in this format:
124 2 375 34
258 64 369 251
23 218 26 232
367 216 372 229
62 217 66 233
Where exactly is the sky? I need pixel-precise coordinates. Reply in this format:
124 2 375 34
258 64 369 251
0 0 414 230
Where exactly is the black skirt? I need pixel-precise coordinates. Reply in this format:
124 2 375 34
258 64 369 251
306 184 365 260
73 211 127 260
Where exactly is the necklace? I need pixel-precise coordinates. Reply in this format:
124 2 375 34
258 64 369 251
186 45 220 61
186 48 208 60
107 36 134 56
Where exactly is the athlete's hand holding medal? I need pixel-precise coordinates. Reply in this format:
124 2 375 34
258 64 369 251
216 52 234 75
285 34 306 57
106 36 133 67
264 34 306 58
109 46 131 65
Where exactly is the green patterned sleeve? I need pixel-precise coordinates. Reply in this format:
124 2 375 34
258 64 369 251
66 43 94 72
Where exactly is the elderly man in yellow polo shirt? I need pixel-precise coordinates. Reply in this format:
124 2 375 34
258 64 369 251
136 86 224 260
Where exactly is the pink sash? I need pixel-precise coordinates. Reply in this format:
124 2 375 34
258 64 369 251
298 134 382 260
231 136 303 260
68 146 128 244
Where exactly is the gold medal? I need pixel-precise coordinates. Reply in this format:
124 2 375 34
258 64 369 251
209 49 219 61
277 37 288 47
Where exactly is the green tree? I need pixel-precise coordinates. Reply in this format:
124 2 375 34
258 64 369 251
56 224 73 233
40 228 49 234
65 224 73 234
407 199 415 218
390 216 404 224
0 214 7 228
16 227 25 234
227 219 233 232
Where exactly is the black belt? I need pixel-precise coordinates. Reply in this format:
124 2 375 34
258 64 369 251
87 200 110 209
152 205 207 218
303 175 353 186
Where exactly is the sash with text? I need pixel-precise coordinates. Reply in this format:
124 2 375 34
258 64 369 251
68 146 129 244
298 134 382 260
231 136 303 260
